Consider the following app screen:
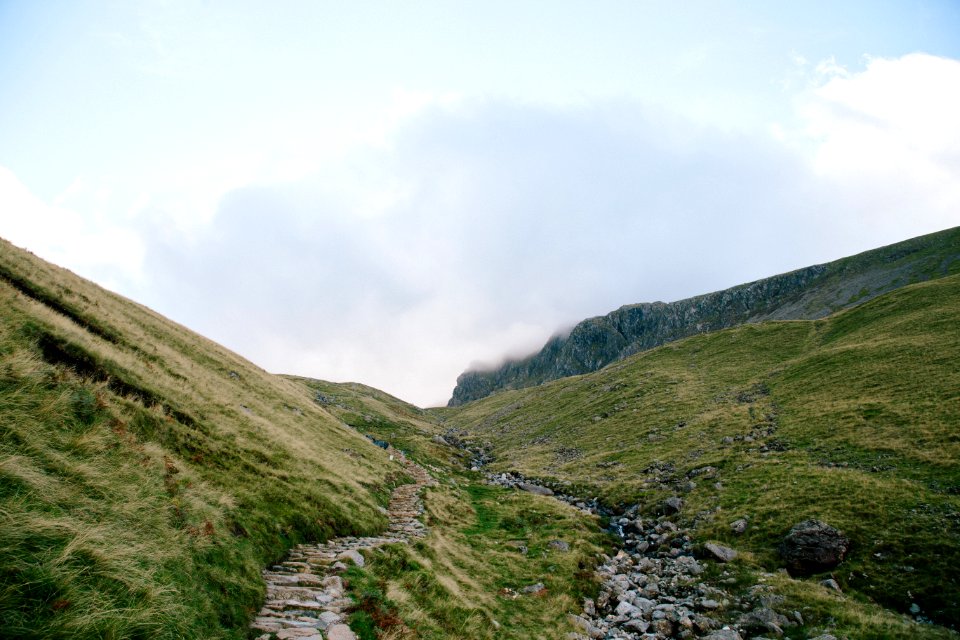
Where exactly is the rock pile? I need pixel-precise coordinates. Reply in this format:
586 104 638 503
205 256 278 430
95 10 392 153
439 436 843 638
251 449 433 640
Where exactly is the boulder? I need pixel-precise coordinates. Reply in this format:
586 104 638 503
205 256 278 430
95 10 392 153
519 482 554 496
704 542 738 563
663 496 684 514
778 519 849 575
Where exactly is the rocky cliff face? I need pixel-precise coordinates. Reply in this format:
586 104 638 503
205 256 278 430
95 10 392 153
449 226 960 406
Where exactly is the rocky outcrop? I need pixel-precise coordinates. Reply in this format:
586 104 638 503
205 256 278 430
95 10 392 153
449 226 960 406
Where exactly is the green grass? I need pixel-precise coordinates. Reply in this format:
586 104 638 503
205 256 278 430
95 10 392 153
341 476 607 640
0 238 396 638
3 231 959 639
438 274 960 636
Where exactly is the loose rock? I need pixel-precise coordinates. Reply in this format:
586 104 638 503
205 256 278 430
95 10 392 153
704 542 738 563
819 578 842 592
663 496 684 514
519 482 554 496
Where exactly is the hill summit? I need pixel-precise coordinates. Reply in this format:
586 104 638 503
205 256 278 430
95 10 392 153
449 226 960 406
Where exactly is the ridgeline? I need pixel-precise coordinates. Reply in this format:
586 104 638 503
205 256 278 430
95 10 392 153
449 226 960 406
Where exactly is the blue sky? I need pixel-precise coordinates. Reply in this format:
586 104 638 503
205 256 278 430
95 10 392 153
1 1 959 405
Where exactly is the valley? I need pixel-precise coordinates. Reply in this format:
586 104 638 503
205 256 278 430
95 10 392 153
1 229 958 639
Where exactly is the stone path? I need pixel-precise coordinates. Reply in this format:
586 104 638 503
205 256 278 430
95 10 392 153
251 449 433 640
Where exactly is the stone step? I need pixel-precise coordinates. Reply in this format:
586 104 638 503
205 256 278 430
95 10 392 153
251 453 433 638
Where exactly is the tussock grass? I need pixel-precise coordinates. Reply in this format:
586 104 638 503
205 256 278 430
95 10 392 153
438 274 960 636
288 378 611 639
343 478 607 640
0 238 397 638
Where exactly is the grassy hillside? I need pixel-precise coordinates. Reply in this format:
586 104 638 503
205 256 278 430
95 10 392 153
285 376 609 640
0 238 400 638
437 274 960 635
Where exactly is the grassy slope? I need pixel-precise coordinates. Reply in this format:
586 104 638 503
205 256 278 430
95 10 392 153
286 377 609 640
436 273 960 636
0 239 399 639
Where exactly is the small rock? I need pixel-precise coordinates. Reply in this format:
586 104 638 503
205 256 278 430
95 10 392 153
738 607 789 636
910 603 921 615
650 618 674 636
704 542 738 563
317 611 341 628
674 555 703 575
569 614 604 639
615 600 639 617
819 578 841 592
548 539 570 552
730 519 748 535
583 598 596 616
663 496 684 514
624 618 650 633
522 582 546 595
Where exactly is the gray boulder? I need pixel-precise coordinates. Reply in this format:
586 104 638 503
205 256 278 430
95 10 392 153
519 482 554 496
704 542 738 563
778 519 850 575
663 496 684 514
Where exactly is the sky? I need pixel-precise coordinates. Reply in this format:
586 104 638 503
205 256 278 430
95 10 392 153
1 1 959 407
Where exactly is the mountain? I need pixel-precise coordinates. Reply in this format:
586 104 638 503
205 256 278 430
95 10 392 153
449 226 960 406
435 272 960 630
4 231 958 640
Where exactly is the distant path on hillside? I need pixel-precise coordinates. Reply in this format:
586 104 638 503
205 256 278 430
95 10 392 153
250 450 433 640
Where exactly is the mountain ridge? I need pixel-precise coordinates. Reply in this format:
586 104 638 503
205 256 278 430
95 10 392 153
449 226 960 406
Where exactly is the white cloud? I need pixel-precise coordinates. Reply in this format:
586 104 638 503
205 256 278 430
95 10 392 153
0 167 145 290
792 53 960 239
3 53 958 407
